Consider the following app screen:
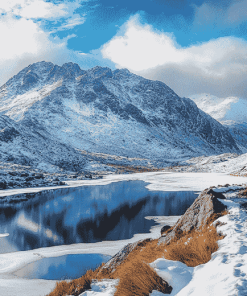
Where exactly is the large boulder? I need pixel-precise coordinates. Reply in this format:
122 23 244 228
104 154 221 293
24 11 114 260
159 188 227 244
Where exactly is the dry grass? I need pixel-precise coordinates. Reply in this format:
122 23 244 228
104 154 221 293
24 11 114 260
107 163 164 173
48 211 227 296
114 260 172 296
47 269 95 296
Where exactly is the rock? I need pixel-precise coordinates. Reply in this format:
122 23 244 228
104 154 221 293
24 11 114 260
85 174 92 179
7 182 14 187
159 187 227 244
161 225 172 235
102 239 151 273
8 172 18 176
21 173 29 177
58 181 66 185
34 174 44 179
25 176 35 182
0 181 7 189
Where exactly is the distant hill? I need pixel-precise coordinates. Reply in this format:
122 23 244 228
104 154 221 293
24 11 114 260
190 94 247 151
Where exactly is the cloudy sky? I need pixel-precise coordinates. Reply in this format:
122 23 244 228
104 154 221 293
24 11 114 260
1 0 247 98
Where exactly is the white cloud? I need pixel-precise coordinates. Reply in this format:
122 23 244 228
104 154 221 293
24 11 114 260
102 16 184 72
0 0 90 85
0 13 71 85
102 16 247 98
0 0 68 19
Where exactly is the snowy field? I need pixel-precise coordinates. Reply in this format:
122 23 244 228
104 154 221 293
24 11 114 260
0 172 246 296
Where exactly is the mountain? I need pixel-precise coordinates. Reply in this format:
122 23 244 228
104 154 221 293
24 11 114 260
0 62 241 172
190 94 247 151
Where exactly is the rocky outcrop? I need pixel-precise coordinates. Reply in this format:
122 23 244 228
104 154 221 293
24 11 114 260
102 187 227 273
159 188 227 244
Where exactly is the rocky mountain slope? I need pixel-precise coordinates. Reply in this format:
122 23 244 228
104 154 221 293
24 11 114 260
0 62 241 174
190 94 247 151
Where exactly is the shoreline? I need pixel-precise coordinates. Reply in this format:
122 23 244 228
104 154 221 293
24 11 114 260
0 171 247 200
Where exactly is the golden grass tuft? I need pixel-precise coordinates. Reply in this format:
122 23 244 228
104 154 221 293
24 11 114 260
47 269 94 296
114 260 172 296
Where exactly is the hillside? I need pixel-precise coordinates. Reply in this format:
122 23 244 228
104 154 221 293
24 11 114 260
0 62 240 177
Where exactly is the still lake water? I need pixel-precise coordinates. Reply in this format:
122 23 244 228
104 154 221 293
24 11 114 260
0 180 197 254
14 254 112 280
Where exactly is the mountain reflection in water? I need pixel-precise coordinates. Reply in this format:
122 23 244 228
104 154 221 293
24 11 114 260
0 181 197 253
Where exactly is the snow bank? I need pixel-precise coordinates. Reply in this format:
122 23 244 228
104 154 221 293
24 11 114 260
175 198 247 295
150 259 194 296
80 279 119 296
150 186 247 296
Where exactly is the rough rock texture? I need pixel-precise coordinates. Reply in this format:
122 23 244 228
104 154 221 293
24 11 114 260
103 239 151 273
159 188 227 244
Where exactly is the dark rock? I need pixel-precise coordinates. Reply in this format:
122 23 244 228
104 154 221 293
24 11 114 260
161 225 172 235
207 189 226 200
25 176 35 182
85 174 92 179
21 173 29 177
9 172 18 176
58 181 66 185
0 181 7 189
34 174 44 179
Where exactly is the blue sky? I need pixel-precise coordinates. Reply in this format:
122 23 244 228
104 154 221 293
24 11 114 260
1 0 247 98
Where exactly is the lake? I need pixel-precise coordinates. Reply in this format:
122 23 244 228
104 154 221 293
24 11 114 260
0 180 197 254
14 253 112 280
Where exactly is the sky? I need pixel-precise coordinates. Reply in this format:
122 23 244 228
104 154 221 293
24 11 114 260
1 0 247 98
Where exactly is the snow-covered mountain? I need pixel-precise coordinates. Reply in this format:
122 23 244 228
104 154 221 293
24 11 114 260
190 94 247 151
0 62 241 171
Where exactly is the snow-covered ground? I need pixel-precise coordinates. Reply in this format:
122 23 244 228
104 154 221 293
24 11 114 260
0 172 247 296
175 191 247 295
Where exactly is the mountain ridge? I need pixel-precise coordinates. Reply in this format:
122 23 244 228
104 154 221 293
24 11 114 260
0 61 241 173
